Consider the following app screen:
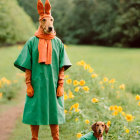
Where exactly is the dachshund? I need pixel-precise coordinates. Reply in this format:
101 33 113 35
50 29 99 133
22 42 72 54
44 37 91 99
92 121 109 140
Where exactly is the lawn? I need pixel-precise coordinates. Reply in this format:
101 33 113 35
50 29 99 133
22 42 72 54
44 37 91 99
0 45 140 140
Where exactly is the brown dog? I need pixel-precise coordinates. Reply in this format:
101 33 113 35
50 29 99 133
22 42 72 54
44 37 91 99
92 121 109 139
39 16 54 34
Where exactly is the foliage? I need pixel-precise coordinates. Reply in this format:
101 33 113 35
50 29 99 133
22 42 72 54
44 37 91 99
17 0 140 47
0 0 36 45
0 77 20 100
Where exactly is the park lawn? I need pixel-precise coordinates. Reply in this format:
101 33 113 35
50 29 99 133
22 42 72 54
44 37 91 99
6 45 140 140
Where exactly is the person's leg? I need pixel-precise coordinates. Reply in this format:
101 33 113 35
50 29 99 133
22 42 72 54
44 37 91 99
30 125 40 140
50 124 59 140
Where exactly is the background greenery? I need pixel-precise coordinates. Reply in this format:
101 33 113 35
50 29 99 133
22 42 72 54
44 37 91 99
17 0 140 47
0 0 139 47
0 0 35 45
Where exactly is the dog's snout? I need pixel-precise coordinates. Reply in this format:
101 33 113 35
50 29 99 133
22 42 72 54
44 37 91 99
99 129 102 134
48 27 53 31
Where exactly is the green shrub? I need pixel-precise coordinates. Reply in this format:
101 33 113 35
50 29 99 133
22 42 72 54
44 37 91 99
0 0 36 45
0 77 20 100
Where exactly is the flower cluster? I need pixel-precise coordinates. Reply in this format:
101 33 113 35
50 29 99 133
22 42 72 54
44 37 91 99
63 60 139 139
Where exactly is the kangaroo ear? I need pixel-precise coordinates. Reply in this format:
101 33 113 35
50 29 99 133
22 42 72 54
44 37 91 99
45 0 51 15
37 0 44 16
91 123 96 132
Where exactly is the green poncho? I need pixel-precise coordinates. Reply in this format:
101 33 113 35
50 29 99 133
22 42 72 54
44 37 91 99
80 132 97 140
14 36 72 125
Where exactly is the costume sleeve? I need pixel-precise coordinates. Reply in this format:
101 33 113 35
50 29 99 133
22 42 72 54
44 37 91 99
79 137 86 140
14 40 32 72
59 42 72 71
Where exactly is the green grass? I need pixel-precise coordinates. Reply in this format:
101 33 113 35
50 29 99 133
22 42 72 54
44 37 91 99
0 46 22 79
0 46 25 110
0 45 140 140
68 45 140 94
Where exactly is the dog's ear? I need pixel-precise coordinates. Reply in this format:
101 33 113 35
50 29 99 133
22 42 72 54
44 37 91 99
91 123 96 132
45 0 51 15
105 124 109 134
37 0 44 16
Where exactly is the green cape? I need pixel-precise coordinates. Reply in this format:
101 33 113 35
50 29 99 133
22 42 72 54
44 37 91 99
14 36 72 125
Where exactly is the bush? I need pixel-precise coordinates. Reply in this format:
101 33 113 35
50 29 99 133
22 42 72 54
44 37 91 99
0 77 20 100
0 0 36 45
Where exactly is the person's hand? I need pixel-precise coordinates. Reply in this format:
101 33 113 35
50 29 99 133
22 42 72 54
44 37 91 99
26 84 34 97
57 85 64 97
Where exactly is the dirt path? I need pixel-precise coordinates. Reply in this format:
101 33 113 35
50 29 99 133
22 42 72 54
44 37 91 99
0 87 25 140
0 101 24 140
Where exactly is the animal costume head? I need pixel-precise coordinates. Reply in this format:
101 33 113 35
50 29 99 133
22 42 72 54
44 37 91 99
35 0 56 65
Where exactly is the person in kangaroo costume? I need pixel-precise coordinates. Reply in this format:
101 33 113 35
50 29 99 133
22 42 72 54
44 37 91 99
14 0 72 139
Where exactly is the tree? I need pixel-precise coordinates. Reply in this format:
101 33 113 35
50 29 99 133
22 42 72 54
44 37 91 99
0 0 36 45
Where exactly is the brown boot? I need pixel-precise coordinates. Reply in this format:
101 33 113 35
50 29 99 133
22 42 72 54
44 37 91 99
30 125 39 140
50 125 59 140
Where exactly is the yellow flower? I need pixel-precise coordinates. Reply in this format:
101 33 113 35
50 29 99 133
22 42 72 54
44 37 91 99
109 106 114 111
73 80 79 86
114 105 118 111
18 45 22 50
0 81 2 88
73 103 79 109
74 87 80 92
121 112 125 116
91 74 98 78
64 110 67 114
68 90 74 99
111 85 114 89
109 79 115 84
1 77 11 85
136 95 140 100
99 81 103 84
119 84 125 90
77 133 82 138
64 94 68 100
125 129 129 133
101 86 105 89
138 101 140 106
77 60 85 66
0 92 3 99
103 77 108 82
118 106 123 112
89 68 94 73
16 73 25 77
66 79 72 84
137 131 139 134
112 111 118 116
70 105 74 111
83 86 89 92
79 80 85 86
91 98 99 103
107 121 111 127
125 114 134 122
64 44 68 48
64 75 69 78
84 64 89 70
85 120 90 124
75 118 79 122
75 108 80 112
